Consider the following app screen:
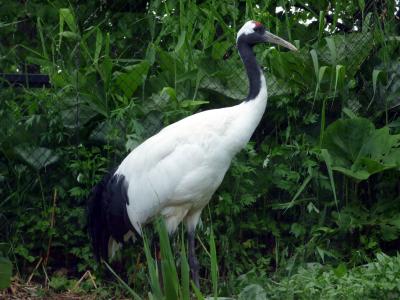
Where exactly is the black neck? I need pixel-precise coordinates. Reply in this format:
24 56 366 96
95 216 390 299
237 42 262 101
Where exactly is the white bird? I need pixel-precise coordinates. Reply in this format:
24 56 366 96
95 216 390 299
87 20 297 287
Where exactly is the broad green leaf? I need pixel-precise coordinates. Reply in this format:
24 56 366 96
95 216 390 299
322 118 374 166
0 257 12 290
115 60 150 98
322 118 400 181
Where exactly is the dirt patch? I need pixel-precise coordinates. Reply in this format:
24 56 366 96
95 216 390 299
1 278 97 300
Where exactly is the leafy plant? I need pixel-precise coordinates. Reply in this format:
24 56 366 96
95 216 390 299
322 118 400 181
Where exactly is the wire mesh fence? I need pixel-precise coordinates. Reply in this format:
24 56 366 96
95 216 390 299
0 23 377 171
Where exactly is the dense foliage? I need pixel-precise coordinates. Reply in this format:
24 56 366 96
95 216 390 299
1 0 399 297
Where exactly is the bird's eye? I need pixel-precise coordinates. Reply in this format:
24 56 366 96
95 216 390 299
254 26 263 33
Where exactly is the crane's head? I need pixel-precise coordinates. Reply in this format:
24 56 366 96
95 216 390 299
237 20 297 51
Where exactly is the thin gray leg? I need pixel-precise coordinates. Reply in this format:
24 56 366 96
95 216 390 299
188 230 200 288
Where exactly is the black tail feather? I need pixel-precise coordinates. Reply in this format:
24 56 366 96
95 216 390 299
87 168 135 261
87 169 115 261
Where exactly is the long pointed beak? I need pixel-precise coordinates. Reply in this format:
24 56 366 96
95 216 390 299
264 31 297 51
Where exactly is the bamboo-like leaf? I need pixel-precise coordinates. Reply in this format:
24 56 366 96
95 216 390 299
325 37 337 66
59 8 77 32
320 149 339 210
175 30 186 53
36 17 48 59
368 69 384 110
320 98 326 145
318 66 328 83
358 0 365 20
59 31 80 40
334 65 345 97
318 11 325 42
94 28 103 65
310 49 319 81
105 32 110 58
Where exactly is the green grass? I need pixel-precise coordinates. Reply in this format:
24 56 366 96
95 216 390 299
104 222 400 299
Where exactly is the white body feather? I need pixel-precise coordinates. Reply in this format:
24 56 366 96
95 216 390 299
115 75 267 235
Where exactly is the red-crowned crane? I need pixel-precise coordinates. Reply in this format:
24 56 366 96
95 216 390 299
87 20 297 287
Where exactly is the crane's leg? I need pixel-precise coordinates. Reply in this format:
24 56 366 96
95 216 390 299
188 230 200 288
185 209 202 288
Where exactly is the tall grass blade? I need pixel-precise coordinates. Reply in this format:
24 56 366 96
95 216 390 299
157 220 179 299
210 229 218 299
94 28 102 65
191 281 205 300
143 233 163 299
36 17 48 59
162 259 179 300
103 261 143 300
284 172 313 212
181 236 190 300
